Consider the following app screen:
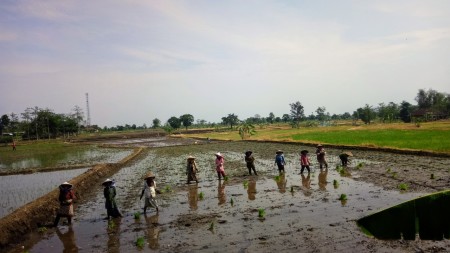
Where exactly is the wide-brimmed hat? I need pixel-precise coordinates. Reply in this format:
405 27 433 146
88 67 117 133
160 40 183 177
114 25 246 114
60 182 72 187
343 151 353 157
187 155 196 160
317 144 323 147
144 172 156 179
276 150 283 154
102 178 113 185
300 150 309 155
215 152 223 157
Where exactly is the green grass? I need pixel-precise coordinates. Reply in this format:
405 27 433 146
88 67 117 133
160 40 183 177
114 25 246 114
133 212 141 220
258 208 266 218
188 121 450 153
291 129 450 152
198 192 204 200
398 183 409 191
339 194 348 201
136 237 145 248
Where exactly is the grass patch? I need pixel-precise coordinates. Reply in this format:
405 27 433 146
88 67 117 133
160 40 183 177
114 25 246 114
258 208 266 218
135 236 145 249
37 227 47 233
398 183 409 191
198 192 204 200
133 212 141 220
339 194 348 201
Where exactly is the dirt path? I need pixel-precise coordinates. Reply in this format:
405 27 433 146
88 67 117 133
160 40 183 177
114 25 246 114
5 141 450 253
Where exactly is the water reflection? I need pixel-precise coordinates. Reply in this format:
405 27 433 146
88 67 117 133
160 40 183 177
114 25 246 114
9 158 42 170
301 172 312 197
56 226 78 253
218 181 226 205
276 173 287 193
188 185 198 210
145 214 160 250
247 180 257 200
106 218 122 253
318 168 328 191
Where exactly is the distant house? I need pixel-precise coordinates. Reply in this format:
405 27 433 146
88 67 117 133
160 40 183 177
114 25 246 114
411 109 447 121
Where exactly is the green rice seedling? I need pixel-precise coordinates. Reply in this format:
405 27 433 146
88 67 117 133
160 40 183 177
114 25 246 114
386 168 391 173
198 192 204 200
430 173 435 179
224 176 229 182
391 172 398 179
274 175 280 182
230 198 234 206
258 208 266 218
290 186 294 193
209 221 215 231
243 180 249 189
398 183 409 191
133 212 141 220
356 162 364 169
336 165 343 170
108 220 115 230
164 185 172 193
135 236 145 249
37 227 47 233
339 194 348 201
333 180 339 187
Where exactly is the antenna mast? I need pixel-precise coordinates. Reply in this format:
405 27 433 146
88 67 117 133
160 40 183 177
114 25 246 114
85 93 91 127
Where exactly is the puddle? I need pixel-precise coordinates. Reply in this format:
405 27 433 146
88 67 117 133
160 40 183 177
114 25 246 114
5 141 450 252
0 168 89 218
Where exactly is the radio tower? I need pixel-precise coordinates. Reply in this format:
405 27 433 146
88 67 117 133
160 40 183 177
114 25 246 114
85 93 91 127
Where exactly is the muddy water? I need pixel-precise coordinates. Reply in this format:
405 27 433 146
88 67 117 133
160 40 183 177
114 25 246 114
0 168 89 218
0 147 133 171
6 141 450 252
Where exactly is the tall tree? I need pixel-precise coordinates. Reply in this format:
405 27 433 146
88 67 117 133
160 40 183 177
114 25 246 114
152 118 161 128
180 114 194 130
0 114 10 135
399 101 413 123
222 113 239 129
267 112 275 124
315 106 327 122
290 101 304 128
71 105 84 134
167 116 181 129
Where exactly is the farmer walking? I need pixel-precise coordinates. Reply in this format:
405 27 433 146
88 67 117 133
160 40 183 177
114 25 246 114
215 152 226 180
186 156 199 184
300 150 311 174
54 182 76 227
103 179 122 220
140 172 159 214
315 144 328 169
244 151 257 176
12 141 16 151
274 150 286 174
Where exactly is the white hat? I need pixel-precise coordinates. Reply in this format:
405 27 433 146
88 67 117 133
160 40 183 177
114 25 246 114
102 178 113 185
215 152 223 157
61 182 72 186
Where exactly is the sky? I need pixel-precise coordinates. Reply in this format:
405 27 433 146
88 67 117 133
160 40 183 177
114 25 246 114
1 0 449 127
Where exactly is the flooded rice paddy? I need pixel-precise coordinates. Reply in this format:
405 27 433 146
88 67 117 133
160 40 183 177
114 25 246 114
5 139 450 252
0 168 89 218
0 147 133 171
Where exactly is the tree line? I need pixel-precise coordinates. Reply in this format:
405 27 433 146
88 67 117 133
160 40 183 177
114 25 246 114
1 88 449 142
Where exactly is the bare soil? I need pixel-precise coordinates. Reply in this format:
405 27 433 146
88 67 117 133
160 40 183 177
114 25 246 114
3 139 450 253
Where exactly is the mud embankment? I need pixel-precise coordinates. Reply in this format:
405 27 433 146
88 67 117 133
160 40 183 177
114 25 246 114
0 147 144 250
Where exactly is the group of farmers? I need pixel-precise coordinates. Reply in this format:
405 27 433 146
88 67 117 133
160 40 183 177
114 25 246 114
53 145 353 227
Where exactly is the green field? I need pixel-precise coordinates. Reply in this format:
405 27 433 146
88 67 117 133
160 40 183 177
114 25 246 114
187 121 450 153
